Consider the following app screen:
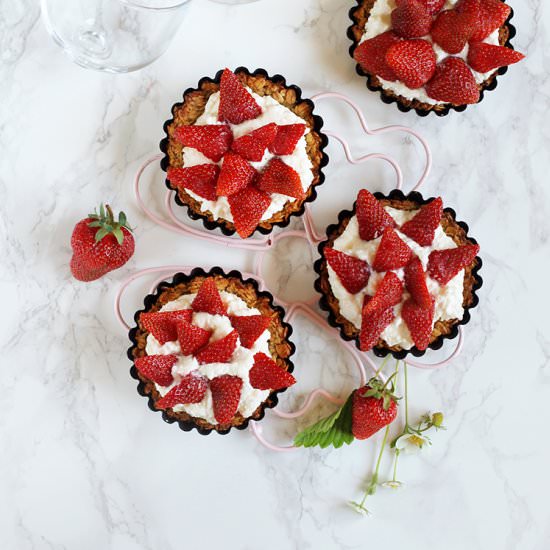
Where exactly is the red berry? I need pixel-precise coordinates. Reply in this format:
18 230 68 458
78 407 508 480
268 124 306 156
351 383 398 440
418 0 445 15
210 374 243 424
218 68 262 125
228 185 272 238
174 124 232 163
467 42 525 73
156 374 208 409
401 297 435 350
195 330 238 365
427 243 480 285
249 352 296 390
177 320 212 356
404 257 432 310
391 0 433 39
70 205 134 283
191 278 227 316
324 247 370 295
372 227 413 272
216 152 257 197
256 158 305 199
466 0 511 42
431 8 478 55
400 197 443 246
360 297 395 352
140 310 193 345
356 189 396 242
134 354 177 387
425 57 480 105
362 271 403 317
386 39 436 89
229 315 271 349
353 31 401 81
231 123 278 162
167 165 219 201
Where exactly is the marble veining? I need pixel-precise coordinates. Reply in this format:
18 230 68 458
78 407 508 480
0 0 549 549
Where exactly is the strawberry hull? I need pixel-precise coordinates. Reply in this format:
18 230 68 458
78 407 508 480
127 266 296 435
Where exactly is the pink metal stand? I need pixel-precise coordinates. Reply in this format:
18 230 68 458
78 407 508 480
116 92 463 451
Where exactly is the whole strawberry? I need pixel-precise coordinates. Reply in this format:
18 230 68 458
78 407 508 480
352 378 398 440
70 204 134 282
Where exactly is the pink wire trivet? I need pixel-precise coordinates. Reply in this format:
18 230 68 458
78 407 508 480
118 92 463 451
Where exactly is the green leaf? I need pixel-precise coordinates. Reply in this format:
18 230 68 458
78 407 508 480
94 227 109 242
294 394 354 449
87 221 102 228
99 204 106 219
118 211 127 227
112 227 124 245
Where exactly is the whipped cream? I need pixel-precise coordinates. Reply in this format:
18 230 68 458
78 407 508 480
181 89 314 222
328 207 465 349
145 291 271 424
360 0 500 105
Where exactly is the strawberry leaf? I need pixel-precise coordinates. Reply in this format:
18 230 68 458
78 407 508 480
294 394 354 449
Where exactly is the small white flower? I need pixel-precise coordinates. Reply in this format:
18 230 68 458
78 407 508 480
394 433 429 454
381 480 404 489
348 501 371 516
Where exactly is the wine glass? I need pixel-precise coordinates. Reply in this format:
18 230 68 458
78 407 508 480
41 0 193 73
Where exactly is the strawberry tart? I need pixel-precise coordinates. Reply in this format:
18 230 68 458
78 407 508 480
348 0 525 115
160 68 328 238
127 268 296 434
314 189 482 358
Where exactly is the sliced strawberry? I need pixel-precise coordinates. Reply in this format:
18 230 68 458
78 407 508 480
431 7 479 55
353 31 401 82
391 0 433 39
156 374 208 409
218 68 262 125
228 185 271 238
268 124 306 156
356 189 396 242
404 257 432 309
466 0 511 42
386 39 436 89
360 297 395 352
173 124 232 162
191 278 227 316
229 315 271 349
216 152 257 197
425 57 480 105
134 354 177 387
372 227 413 272
210 374 243 424
177 320 212 356
400 197 443 246
402 297 435 350
140 310 193 345
256 158 305 199
195 330 238 365
167 165 219 201
418 0 445 15
467 42 525 73
362 271 403 317
249 352 296 390
231 123 277 162
427 244 480 285
324 247 370 294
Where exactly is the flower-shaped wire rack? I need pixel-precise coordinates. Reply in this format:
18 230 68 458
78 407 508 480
115 92 464 451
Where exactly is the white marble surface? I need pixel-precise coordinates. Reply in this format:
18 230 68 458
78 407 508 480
1 0 549 548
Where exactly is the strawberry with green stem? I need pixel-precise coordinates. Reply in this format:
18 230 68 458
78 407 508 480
70 204 134 282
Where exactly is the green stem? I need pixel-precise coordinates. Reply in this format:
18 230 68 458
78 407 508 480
392 449 400 483
373 356 389 379
358 425 390 507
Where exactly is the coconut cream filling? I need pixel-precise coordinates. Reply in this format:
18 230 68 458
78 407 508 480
145 291 271 424
327 207 465 349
